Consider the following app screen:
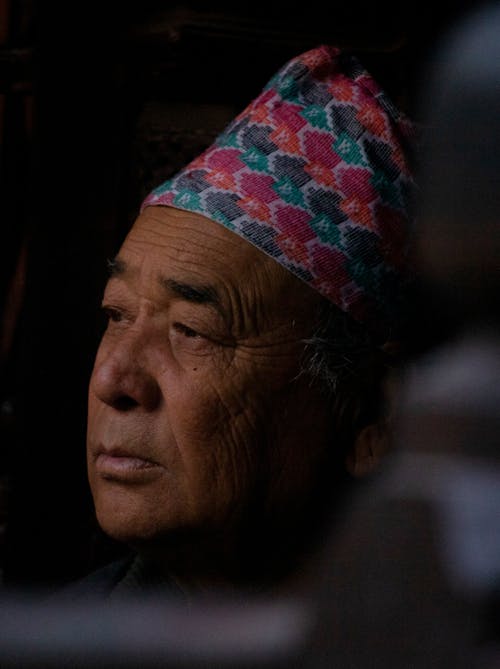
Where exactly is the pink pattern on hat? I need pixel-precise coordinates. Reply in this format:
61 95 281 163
239 173 276 204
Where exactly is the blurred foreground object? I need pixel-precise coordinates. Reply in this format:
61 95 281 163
305 332 500 668
303 3 500 668
415 1 500 322
0 592 311 669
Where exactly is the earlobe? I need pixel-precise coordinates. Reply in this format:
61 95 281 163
345 423 390 478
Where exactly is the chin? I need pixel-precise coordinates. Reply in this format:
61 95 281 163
91 483 182 545
95 507 164 545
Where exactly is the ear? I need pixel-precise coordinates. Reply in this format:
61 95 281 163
345 422 390 478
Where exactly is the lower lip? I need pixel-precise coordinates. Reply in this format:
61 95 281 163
95 453 161 481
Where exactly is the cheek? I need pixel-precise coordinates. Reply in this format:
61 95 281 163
173 348 307 478
162 366 270 520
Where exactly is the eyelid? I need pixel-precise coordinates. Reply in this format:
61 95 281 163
101 304 131 324
104 307 121 322
170 321 238 352
172 322 203 338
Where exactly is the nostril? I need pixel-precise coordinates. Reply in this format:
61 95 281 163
113 395 140 411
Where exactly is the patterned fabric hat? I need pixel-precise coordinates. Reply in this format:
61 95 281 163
142 45 417 340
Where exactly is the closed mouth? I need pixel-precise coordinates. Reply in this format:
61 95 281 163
93 447 162 481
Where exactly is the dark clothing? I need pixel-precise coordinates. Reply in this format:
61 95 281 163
59 555 133 599
58 553 189 603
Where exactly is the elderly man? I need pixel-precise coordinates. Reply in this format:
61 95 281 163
80 45 416 598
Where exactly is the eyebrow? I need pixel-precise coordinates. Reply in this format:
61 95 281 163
161 277 220 307
107 256 221 309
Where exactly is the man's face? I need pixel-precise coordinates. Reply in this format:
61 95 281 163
87 206 331 545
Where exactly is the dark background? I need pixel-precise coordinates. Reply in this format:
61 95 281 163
0 0 481 590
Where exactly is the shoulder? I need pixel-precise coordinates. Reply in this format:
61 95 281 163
55 554 135 600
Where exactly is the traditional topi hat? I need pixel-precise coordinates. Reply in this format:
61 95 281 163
142 45 417 340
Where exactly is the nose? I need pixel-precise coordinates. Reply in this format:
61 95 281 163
89 336 162 412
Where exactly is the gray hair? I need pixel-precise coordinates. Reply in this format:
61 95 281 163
301 299 398 452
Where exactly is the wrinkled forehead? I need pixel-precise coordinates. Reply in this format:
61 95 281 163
115 205 324 329
122 205 288 282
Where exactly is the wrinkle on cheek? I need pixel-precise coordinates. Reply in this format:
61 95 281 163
176 375 258 487
209 430 256 511
198 347 299 450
